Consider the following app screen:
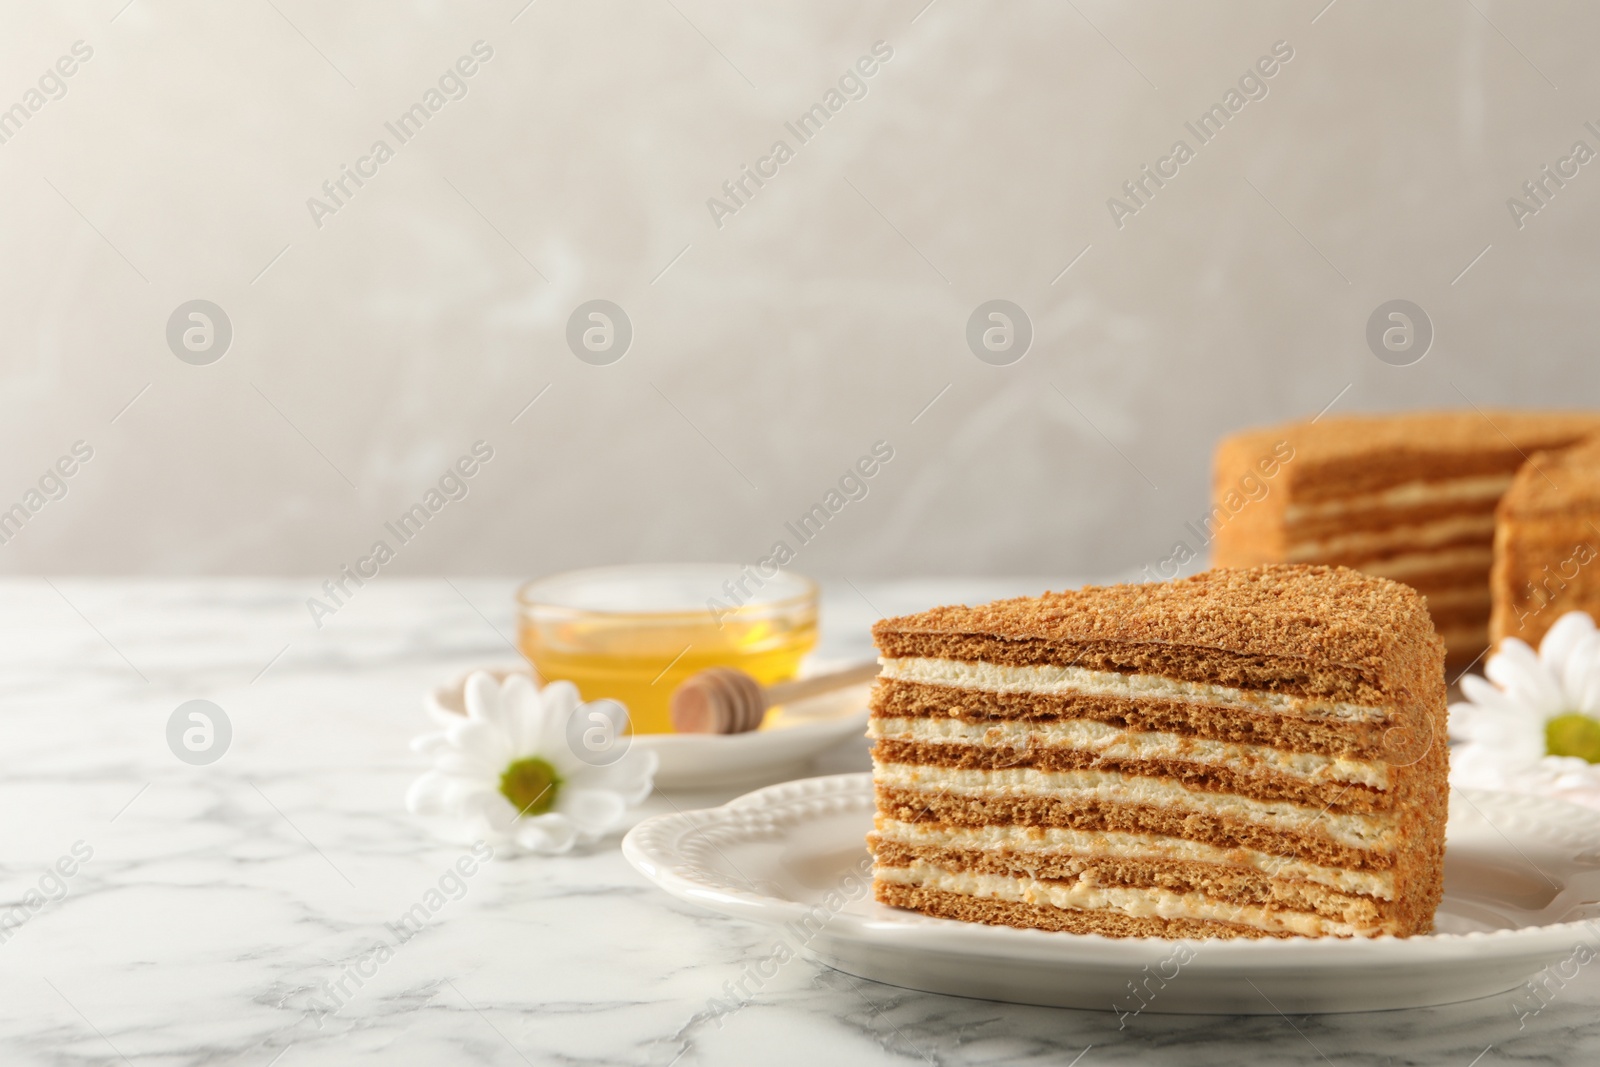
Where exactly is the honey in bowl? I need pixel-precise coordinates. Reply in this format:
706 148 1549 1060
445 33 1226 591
516 565 818 735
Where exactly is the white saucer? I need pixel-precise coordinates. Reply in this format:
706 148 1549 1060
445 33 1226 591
623 773 1600 1014
426 668 869 790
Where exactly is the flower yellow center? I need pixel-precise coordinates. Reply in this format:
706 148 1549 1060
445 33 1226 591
499 756 562 816
1546 713 1600 764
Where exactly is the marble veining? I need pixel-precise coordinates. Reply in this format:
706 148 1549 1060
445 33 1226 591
1 578 1597 1065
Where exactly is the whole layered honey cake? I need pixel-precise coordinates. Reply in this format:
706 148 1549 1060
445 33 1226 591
1212 411 1600 666
867 565 1448 939
1490 435 1600 649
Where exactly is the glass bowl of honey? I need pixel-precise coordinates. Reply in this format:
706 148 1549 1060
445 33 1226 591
516 565 819 735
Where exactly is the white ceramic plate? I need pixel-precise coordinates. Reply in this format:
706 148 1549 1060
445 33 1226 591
427 668 869 789
623 773 1600 1014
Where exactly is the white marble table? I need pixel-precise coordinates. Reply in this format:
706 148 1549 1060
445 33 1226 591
3 578 1598 1066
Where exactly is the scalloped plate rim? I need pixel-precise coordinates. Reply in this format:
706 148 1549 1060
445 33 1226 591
623 772 1600 964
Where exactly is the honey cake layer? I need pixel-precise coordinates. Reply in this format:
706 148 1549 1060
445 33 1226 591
869 715 1391 788
1214 411 1600 501
872 739 1387 812
1284 513 1495 562
1210 413 1600 573
1285 501 1501 544
1283 473 1514 525
876 879 1390 938
874 731 1448 907
878 657 1393 723
870 677 1433 764
872 776 1396 863
871 566 1442 707
877 880 1299 938
1297 545 1493 579
1415 586 1492 611
870 848 1395 932
870 816 1396 898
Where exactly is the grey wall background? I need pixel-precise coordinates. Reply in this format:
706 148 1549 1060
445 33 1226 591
0 0 1594 581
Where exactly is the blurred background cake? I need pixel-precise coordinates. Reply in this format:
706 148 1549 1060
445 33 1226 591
1490 436 1600 649
1212 411 1600 668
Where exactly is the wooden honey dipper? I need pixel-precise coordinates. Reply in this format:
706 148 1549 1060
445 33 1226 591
669 661 880 734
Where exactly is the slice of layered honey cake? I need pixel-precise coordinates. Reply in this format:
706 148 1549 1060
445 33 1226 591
867 564 1447 939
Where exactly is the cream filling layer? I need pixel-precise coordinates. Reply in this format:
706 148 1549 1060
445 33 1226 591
1418 586 1493 610
879 657 1390 724
873 818 1395 899
869 716 1389 789
1351 545 1494 580
1283 473 1514 523
877 861 1369 937
874 762 1397 850
1285 513 1496 562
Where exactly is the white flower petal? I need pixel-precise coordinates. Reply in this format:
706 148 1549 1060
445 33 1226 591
410 731 454 755
1487 640 1567 717
1458 675 1516 715
1577 648 1600 715
1447 702 1496 743
448 719 514 768
435 749 500 778
547 700 618 774
459 789 522 833
538 681 581 758
556 788 627 837
1451 745 1509 788
1504 731 1546 770
1541 612 1597 674
406 771 453 814
570 748 659 804
1546 754 1595 779
406 771 489 816
463 671 505 727
514 813 578 854
1458 695 1543 761
1487 637 1539 678
424 689 465 729
501 673 546 756
1560 632 1600 712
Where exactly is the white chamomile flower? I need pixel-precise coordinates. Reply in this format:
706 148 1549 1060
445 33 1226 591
1450 611 1600 808
407 671 657 854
